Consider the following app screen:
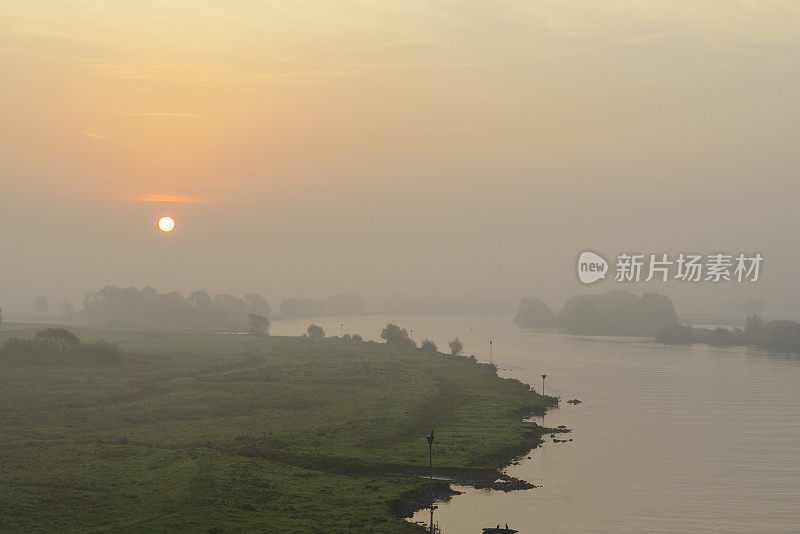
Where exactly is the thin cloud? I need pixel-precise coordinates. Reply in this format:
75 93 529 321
81 129 105 139
122 113 209 118
128 194 214 204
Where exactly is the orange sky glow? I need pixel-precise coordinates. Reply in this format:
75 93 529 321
2 1 800 316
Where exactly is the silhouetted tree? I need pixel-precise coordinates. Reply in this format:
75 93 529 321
247 313 270 335
557 291 677 336
215 294 248 325
381 323 415 347
79 286 261 328
245 293 271 317
307 324 325 338
448 337 463 356
420 339 438 352
760 320 800 352
514 297 555 328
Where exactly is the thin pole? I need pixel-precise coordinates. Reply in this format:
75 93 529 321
541 374 547 426
489 340 493 365
340 323 343 337
429 441 433 533
426 431 435 533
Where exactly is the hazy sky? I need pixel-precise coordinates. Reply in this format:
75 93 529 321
2 1 799 318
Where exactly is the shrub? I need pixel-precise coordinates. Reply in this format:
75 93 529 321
307 324 325 338
0 330 121 365
380 323 415 348
420 339 438 352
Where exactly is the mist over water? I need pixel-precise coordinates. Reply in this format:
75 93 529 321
282 315 800 533
4 2 800 532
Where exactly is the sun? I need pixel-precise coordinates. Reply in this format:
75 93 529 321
157 216 175 232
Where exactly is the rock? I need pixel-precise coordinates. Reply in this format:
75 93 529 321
490 475 537 492
567 399 582 404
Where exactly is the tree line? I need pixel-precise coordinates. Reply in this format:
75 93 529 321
656 315 800 353
514 291 678 336
78 286 271 329
0 328 120 365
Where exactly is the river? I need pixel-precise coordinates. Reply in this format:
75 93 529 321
271 314 800 533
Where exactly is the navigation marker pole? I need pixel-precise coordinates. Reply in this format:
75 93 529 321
427 430 435 534
489 340 493 366
541 374 547 426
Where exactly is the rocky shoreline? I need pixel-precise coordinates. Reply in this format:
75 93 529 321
397 402 570 526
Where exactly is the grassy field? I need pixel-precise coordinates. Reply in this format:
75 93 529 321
0 327 554 533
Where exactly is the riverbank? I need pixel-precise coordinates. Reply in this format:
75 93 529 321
0 326 556 532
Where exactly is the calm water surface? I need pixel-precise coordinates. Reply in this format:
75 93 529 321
272 315 800 533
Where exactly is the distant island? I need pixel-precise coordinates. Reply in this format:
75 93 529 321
515 291 678 337
656 315 800 353
515 292 800 354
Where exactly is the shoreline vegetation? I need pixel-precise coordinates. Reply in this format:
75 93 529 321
514 291 678 337
9 286 512 329
515 291 800 354
0 325 556 533
654 316 800 353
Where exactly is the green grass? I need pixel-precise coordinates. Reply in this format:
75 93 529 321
0 327 553 533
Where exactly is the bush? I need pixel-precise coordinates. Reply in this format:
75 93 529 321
448 337 463 356
0 330 121 365
380 323 415 348
307 324 325 338
420 339 438 352
35 328 80 354
655 324 695 344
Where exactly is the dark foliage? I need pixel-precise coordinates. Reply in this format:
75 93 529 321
655 315 800 353
380 323 415 348
557 291 678 336
307 324 325 338
80 286 270 328
247 313 270 335
0 330 120 365
420 339 438 352
514 297 555 328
